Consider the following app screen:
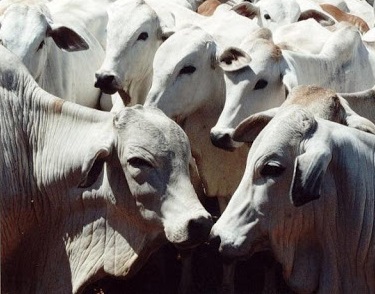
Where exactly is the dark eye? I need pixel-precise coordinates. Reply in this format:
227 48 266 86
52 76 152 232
260 162 285 177
128 157 153 168
254 79 268 90
137 32 148 41
179 65 196 75
37 40 45 51
264 13 271 20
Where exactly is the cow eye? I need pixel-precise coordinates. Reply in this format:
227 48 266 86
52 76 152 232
179 65 196 75
37 40 45 51
254 79 268 90
260 162 285 177
128 157 153 168
137 32 148 41
264 13 271 20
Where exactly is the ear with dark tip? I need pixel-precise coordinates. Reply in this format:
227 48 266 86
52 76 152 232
79 148 111 188
231 2 259 19
218 47 251 72
48 24 89 52
290 147 331 207
232 108 278 143
298 9 335 26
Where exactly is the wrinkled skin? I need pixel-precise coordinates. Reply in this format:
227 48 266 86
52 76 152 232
0 46 212 294
211 106 375 293
211 25 375 150
0 3 105 108
95 0 204 105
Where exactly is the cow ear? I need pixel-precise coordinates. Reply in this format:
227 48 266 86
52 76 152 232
290 147 331 207
231 2 259 19
217 47 251 72
79 147 112 188
232 108 278 143
298 9 335 26
48 24 89 52
160 27 175 41
345 113 375 134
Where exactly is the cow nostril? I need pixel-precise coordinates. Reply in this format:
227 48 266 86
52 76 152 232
210 132 235 151
94 74 118 94
187 216 213 243
209 234 221 252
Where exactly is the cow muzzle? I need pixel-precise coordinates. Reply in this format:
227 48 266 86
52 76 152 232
210 128 242 151
95 72 121 95
169 215 213 250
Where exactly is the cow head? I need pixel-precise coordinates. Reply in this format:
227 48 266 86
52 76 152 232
0 4 88 80
95 0 173 101
210 29 286 151
211 106 331 291
108 105 213 248
145 26 229 121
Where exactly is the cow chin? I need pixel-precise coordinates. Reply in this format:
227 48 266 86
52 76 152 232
219 236 269 261
165 216 213 250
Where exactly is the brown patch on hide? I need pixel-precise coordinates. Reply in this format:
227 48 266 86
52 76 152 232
320 4 370 33
285 85 345 123
53 99 65 114
197 0 221 16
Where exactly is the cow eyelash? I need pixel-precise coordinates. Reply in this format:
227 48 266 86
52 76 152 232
127 157 153 168
254 79 268 90
260 162 285 177
137 32 149 41
37 40 45 51
179 65 196 75
263 13 271 20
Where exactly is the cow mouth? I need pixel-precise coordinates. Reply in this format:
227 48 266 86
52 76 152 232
220 235 270 261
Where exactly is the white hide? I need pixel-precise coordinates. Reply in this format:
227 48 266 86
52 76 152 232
0 2 108 109
95 0 205 105
211 105 375 293
145 26 251 207
211 25 375 150
0 45 212 293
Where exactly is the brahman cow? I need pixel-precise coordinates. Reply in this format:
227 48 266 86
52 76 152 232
0 45 212 294
250 85 375 134
0 1 112 109
95 0 205 105
211 105 375 293
211 25 375 150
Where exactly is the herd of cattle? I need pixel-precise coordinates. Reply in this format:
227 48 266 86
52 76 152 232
2 0 375 293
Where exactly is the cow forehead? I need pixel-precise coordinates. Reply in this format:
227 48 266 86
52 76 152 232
108 0 155 24
251 107 317 158
1 4 49 40
155 28 213 67
114 106 190 157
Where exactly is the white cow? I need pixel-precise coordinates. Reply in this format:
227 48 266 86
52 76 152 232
251 85 375 134
0 2 110 109
95 0 206 105
211 105 375 293
211 25 375 150
146 25 251 210
235 0 374 32
0 45 212 294
144 24 258 294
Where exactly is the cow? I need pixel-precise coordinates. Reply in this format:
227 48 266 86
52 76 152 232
0 1 112 110
211 105 375 293
249 85 375 134
0 45 212 294
210 25 375 150
94 0 205 106
320 3 370 33
144 24 259 294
